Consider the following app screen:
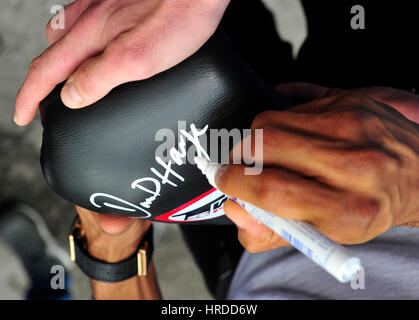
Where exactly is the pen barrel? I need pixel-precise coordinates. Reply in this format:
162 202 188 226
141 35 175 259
234 199 362 283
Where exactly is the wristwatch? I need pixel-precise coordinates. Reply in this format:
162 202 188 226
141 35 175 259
68 217 153 283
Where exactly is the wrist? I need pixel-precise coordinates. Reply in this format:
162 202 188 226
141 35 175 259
86 228 148 262
75 206 151 262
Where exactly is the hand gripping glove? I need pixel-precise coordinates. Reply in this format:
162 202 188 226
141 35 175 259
39 29 294 224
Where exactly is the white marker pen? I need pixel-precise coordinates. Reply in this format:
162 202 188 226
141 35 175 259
194 156 362 283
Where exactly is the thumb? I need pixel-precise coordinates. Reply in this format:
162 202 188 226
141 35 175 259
60 37 153 109
224 200 289 253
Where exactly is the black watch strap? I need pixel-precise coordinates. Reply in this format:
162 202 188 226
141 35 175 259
69 219 153 283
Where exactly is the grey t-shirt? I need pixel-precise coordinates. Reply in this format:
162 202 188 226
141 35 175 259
227 226 419 299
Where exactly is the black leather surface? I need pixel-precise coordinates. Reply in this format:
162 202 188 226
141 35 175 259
39 29 294 223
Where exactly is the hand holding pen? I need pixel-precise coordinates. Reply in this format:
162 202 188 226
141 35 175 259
195 83 419 281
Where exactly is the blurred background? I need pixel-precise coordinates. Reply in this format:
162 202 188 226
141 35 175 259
0 0 306 299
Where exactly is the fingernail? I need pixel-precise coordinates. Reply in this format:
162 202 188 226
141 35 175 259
61 77 82 108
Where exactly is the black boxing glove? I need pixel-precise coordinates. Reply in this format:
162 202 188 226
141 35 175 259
39 29 294 224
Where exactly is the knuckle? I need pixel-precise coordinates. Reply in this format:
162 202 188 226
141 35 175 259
261 127 280 152
326 87 346 97
334 92 370 106
120 46 144 67
76 1 108 30
329 108 371 139
351 197 382 234
76 9 95 28
384 153 401 174
263 230 277 248
111 42 154 80
329 196 382 244
355 148 388 172
29 56 42 74
76 67 96 93
327 92 380 139
251 111 276 129
257 172 284 206
339 147 397 188
369 146 401 175
48 40 71 65
239 235 260 253
28 55 52 85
